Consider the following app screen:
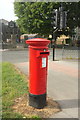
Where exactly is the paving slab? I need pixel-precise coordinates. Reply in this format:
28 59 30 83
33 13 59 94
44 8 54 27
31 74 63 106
15 60 78 118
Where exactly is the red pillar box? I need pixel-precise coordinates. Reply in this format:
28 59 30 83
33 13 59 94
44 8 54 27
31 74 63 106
26 38 50 109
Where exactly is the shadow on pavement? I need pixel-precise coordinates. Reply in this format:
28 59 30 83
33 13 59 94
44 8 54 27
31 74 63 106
56 99 78 109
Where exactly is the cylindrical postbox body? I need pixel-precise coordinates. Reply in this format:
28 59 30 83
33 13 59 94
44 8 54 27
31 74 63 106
26 38 50 109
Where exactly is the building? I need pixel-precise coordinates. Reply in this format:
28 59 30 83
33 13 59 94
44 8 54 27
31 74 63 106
0 19 21 44
56 35 70 45
71 27 80 46
74 27 80 41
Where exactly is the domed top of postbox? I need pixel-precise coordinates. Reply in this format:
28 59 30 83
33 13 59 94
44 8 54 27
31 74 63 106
26 38 50 47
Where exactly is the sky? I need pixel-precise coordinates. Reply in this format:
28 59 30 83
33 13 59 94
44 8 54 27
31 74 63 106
0 0 18 21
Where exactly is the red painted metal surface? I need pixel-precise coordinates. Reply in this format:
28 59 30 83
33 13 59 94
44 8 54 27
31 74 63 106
26 38 50 95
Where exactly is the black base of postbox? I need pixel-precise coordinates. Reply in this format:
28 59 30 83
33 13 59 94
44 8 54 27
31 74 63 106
29 93 47 109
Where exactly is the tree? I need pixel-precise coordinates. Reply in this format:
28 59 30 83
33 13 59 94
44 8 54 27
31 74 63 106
14 2 60 37
14 2 80 37
64 2 80 28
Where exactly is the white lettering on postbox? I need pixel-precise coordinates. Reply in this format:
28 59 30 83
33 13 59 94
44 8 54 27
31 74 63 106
42 58 46 68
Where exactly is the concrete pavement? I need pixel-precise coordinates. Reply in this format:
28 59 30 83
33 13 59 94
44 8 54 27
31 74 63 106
15 60 78 118
48 61 78 118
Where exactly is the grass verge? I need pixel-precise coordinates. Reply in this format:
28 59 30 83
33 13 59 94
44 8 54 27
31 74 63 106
2 62 28 118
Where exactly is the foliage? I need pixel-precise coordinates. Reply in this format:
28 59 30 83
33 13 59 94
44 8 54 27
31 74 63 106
32 116 41 119
64 2 80 28
14 2 80 37
14 2 60 36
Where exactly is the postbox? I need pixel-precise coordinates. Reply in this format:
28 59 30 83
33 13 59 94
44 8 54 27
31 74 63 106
26 38 50 109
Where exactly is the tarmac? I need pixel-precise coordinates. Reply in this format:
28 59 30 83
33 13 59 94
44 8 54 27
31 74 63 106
15 59 79 119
